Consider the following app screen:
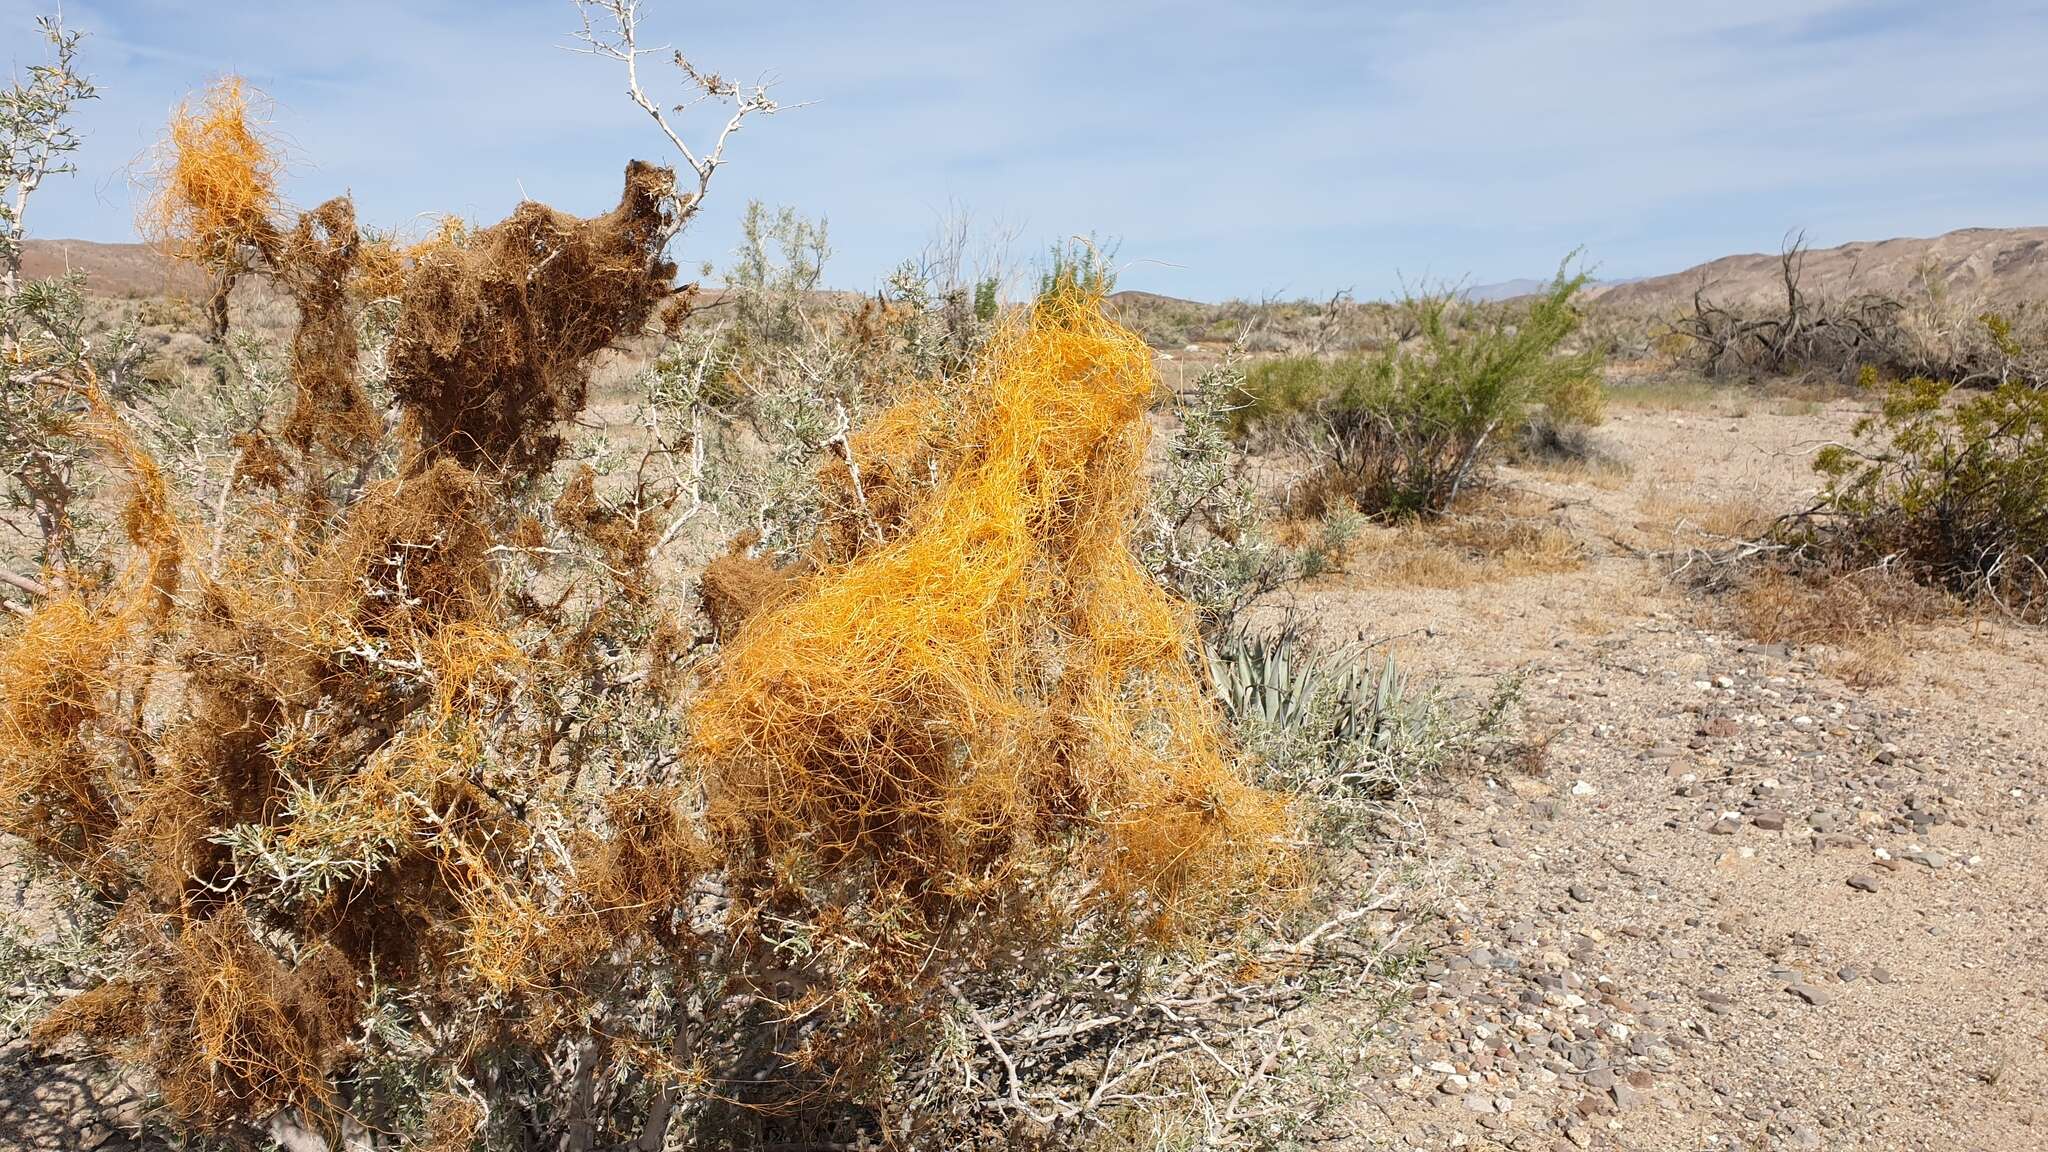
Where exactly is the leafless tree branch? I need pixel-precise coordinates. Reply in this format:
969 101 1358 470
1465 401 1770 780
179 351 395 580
568 0 792 224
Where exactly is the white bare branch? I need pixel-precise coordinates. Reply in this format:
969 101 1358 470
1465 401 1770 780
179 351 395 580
567 0 789 221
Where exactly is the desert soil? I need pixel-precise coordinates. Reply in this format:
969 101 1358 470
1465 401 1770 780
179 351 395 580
1251 385 2048 1152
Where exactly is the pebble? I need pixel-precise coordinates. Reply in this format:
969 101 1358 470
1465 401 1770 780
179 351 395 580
1810 809 1849 833
1787 983 1832 1006
1321 648 1983 1141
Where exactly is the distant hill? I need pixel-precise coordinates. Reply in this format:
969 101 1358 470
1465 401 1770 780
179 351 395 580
1463 278 1551 302
1465 276 1641 302
21 239 207 298
29 228 2048 318
1586 227 2048 312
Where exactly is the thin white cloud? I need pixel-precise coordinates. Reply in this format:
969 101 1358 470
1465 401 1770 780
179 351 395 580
5 0 2044 298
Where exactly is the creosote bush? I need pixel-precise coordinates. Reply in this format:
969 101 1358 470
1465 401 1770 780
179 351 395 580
1790 364 2048 617
1236 268 1603 518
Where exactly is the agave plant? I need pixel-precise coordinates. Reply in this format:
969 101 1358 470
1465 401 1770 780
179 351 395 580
1206 627 1419 784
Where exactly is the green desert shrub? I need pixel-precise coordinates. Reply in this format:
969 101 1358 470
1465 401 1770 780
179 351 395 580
1233 353 1375 436
1238 268 1602 518
1797 365 2048 615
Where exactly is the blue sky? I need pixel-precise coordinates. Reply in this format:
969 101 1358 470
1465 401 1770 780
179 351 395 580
7 0 2048 300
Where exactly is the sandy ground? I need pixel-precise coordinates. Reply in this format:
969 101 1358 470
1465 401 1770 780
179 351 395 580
1253 388 2048 1152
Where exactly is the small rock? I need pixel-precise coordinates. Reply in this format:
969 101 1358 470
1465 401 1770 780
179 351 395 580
1569 883 1593 903
1787 983 1832 1006
1846 872 1880 893
1715 847 1758 871
1464 1092 1496 1113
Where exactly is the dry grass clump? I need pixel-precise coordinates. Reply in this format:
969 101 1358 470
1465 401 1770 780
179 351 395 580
1634 490 1774 545
1604 373 1732 414
1730 566 1931 647
1728 566 1940 687
1309 490 1584 589
1518 454 1629 491
693 283 1295 1001
1826 632 1910 688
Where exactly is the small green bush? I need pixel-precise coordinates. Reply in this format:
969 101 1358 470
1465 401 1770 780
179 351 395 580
1237 268 1602 518
1802 366 2048 615
1233 354 1375 437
